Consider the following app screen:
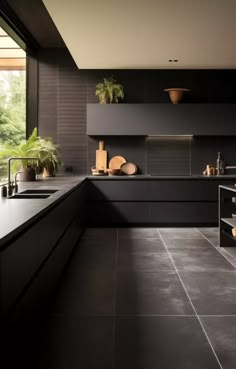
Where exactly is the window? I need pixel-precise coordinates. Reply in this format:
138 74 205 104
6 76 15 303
0 26 26 183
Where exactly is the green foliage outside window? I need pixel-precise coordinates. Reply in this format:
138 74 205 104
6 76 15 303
0 71 26 181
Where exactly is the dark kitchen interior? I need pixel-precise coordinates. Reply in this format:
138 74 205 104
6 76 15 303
1 1 236 369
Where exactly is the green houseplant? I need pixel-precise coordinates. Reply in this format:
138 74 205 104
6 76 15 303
0 128 40 181
95 76 124 103
0 128 62 181
34 135 62 177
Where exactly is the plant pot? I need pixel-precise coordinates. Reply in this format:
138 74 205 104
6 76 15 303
100 94 110 104
42 163 56 177
19 167 36 182
164 88 190 104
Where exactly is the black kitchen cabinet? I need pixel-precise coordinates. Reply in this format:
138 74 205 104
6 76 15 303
86 179 235 226
87 104 236 136
0 182 86 317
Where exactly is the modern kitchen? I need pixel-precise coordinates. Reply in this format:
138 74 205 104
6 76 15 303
1 1 236 368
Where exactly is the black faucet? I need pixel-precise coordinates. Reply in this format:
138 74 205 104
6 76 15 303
7 157 39 197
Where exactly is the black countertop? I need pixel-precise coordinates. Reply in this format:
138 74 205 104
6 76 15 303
0 176 85 249
1 174 236 249
87 174 236 180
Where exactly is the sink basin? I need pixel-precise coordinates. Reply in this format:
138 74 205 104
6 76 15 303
20 189 58 194
9 194 51 199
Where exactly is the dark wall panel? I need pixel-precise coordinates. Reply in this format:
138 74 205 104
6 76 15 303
37 48 236 174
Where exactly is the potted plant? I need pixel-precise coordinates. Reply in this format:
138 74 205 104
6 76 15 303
34 135 62 177
0 128 62 181
95 76 124 103
0 128 40 181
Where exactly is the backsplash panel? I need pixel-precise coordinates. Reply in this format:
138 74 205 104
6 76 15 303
146 136 192 176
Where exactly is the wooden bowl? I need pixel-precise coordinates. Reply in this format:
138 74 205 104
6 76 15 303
164 88 190 104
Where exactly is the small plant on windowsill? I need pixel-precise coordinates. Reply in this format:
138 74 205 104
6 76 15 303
95 76 124 104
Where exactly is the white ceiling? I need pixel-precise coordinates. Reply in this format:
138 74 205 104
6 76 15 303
43 0 236 69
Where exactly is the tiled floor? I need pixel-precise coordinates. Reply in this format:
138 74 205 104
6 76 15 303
5 227 236 369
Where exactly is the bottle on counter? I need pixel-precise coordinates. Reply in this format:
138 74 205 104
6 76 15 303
216 152 224 175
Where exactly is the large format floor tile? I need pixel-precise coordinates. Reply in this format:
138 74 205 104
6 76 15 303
118 227 160 239
118 238 165 252
116 270 194 315
82 227 117 241
198 227 219 237
68 241 117 272
222 246 236 259
200 316 236 369
37 317 114 369
179 271 236 315
159 228 204 240
115 316 220 369
169 247 235 272
51 270 115 316
163 237 214 249
117 250 174 271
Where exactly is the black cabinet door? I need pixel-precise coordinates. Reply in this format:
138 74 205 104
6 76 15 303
149 202 218 225
0 184 85 315
87 104 236 136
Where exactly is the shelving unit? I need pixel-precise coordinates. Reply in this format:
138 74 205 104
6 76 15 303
219 185 236 246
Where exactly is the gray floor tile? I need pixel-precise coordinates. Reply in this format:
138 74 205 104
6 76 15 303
163 237 213 249
51 270 115 316
82 227 117 241
116 270 194 315
68 241 117 272
115 316 220 369
159 227 200 233
198 227 219 237
117 250 174 272
200 316 236 369
222 246 236 259
206 237 220 247
118 227 160 239
160 227 204 239
216 247 236 268
179 271 236 315
118 238 165 252
37 317 113 369
169 247 235 272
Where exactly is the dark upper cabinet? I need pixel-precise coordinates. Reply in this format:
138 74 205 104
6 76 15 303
87 104 236 136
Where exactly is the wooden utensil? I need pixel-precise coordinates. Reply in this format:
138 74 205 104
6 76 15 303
109 156 126 170
96 141 107 170
120 162 137 175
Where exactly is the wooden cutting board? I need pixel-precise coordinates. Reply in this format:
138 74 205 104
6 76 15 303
96 141 107 170
109 156 126 170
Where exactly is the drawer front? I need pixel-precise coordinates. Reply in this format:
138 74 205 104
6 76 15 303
149 202 218 224
86 202 149 225
87 180 149 201
148 180 233 201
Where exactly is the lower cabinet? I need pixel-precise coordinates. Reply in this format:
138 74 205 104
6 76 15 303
13 217 83 318
0 182 86 317
86 179 235 226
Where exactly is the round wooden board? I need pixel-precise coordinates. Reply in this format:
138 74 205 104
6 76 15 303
109 156 126 170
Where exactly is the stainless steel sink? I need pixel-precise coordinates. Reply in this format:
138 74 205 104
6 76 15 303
9 194 51 199
20 189 58 194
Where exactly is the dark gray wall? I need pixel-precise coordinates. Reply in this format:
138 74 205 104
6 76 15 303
38 48 236 175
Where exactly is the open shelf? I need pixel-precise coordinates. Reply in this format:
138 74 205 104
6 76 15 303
221 218 236 228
